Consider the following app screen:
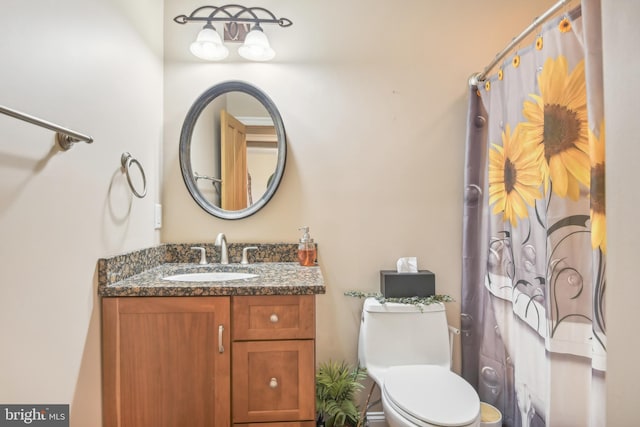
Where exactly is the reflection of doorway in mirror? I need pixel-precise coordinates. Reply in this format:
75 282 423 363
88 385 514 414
243 120 277 206
219 112 278 209
220 110 248 210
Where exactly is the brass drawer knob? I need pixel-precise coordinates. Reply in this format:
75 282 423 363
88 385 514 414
269 313 279 323
269 377 278 388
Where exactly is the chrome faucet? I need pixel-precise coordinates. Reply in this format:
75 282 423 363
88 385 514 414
215 233 229 264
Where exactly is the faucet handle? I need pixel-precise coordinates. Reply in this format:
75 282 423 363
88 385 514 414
191 247 207 265
241 246 259 265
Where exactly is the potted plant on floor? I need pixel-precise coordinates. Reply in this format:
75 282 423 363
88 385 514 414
316 360 367 427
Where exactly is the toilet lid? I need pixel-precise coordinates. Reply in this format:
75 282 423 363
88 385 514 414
383 365 480 427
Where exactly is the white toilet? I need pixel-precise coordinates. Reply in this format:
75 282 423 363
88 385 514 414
358 298 481 427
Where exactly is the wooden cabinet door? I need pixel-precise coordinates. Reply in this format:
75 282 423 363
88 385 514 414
232 340 315 423
102 297 231 427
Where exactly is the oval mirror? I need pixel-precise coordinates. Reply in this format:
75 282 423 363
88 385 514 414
179 81 286 219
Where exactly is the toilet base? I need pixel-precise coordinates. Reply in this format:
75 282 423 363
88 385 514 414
364 411 388 427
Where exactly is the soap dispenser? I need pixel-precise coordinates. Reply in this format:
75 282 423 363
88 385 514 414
297 226 317 266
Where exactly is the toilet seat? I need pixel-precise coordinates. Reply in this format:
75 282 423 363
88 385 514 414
382 365 480 427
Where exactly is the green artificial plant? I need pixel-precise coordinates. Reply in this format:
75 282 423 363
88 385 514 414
344 290 453 310
316 360 367 427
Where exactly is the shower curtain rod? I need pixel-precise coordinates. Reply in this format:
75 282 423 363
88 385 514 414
469 0 574 86
0 104 93 150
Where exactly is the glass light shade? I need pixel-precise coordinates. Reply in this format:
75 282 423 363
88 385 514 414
238 28 275 61
190 27 229 61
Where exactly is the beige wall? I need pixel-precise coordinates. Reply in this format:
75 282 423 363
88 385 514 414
2 0 637 425
0 0 163 425
163 0 557 372
602 0 640 425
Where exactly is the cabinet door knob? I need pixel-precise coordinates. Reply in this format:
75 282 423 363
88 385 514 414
269 313 279 323
269 377 278 388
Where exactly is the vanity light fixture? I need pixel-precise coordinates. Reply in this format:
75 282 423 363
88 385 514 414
174 5 292 61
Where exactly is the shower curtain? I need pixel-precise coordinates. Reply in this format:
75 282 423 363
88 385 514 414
461 1 605 426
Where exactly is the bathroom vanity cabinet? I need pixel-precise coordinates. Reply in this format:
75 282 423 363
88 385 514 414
102 295 316 427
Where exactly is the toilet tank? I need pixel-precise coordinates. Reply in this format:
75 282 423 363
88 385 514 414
358 298 451 376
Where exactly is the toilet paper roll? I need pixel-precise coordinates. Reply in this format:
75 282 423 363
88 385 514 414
396 257 418 273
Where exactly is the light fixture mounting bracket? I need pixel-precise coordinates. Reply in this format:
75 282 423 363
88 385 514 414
174 4 293 28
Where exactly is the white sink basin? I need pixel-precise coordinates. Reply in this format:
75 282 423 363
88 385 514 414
163 272 258 282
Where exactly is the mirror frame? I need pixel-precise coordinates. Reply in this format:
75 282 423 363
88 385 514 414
179 81 287 220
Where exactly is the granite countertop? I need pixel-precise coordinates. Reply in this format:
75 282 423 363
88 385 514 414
97 243 326 297
99 262 325 297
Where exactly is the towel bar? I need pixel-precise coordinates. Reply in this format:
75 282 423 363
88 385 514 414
0 104 93 150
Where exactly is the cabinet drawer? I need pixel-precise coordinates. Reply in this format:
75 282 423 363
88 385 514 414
232 295 315 340
232 340 315 423
235 423 315 427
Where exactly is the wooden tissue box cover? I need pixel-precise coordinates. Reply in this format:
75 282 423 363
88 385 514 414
380 270 435 298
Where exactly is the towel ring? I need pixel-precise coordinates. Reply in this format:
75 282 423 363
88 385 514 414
121 152 147 198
